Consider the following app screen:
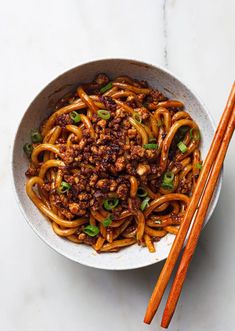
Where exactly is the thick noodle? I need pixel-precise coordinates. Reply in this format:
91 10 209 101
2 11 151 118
25 73 202 253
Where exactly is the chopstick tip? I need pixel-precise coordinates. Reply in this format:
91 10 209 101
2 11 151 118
143 316 151 325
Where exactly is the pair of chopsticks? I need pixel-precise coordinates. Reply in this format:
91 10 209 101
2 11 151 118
144 82 235 328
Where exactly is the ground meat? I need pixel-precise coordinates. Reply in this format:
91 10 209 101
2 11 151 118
149 89 168 103
78 233 86 240
25 164 39 177
55 114 72 127
59 146 75 165
136 93 145 103
82 73 110 94
94 73 109 87
145 149 158 160
96 179 112 193
178 179 192 195
129 146 145 160
100 96 117 111
83 235 97 245
60 208 74 219
69 202 80 215
25 73 195 227
134 107 150 120
136 164 151 176
78 192 91 201
69 202 87 216
42 183 51 192
89 174 98 187
115 156 126 172
96 178 117 192
97 119 107 128
128 129 137 139
116 183 129 200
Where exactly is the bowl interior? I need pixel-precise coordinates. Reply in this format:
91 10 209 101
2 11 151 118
12 59 222 270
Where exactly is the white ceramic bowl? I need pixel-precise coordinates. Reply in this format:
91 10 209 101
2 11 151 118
12 59 222 270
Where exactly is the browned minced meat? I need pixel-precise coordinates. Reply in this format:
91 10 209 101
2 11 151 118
148 89 168 103
82 73 110 94
55 114 73 127
26 74 191 221
99 96 117 111
48 103 161 217
177 178 193 195
25 164 39 177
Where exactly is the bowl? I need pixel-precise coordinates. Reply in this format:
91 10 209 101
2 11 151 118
12 58 222 270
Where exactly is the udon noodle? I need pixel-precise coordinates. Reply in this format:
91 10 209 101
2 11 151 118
24 73 202 253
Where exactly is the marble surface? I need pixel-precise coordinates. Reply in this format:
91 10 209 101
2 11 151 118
1 0 235 330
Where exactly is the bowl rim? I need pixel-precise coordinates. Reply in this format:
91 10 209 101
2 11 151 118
11 57 223 270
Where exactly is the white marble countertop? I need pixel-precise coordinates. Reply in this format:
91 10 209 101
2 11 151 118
1 0 235 330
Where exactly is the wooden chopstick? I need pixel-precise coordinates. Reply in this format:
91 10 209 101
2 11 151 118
161 105 235 328
144 82 235 325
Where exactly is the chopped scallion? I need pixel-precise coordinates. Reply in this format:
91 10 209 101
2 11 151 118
97 109 110 120
195 163 203 170
57 181 71 194
100 82 113 94
177 141 187 153
70 111 81 123
23 143 33 158
161 172 174 190
103 214 114 227
143 143 158 149
133 113 142 124
31 129 42 143
103 198 119 211
137 187 148 198
140 197 150 211
84 225 99 237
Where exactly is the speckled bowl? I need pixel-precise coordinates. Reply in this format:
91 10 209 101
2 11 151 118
12 59 222 270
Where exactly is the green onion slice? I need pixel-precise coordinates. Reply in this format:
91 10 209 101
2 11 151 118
162 172 174 190
195 163 203 170
137 187 148 198
161 182 174 190
143 143 158 150
97 109 111 120
103 198 119 211
23 143 33 158
31 129 42 143
189 128 201 141
70 111 81 123
177 141 187 153
157 120 162 127
103 214 114 227
133 113 142 124
84 225 99 237
140 197 150 211
57 181 71 194
100 82 113 94
163 172 174 182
